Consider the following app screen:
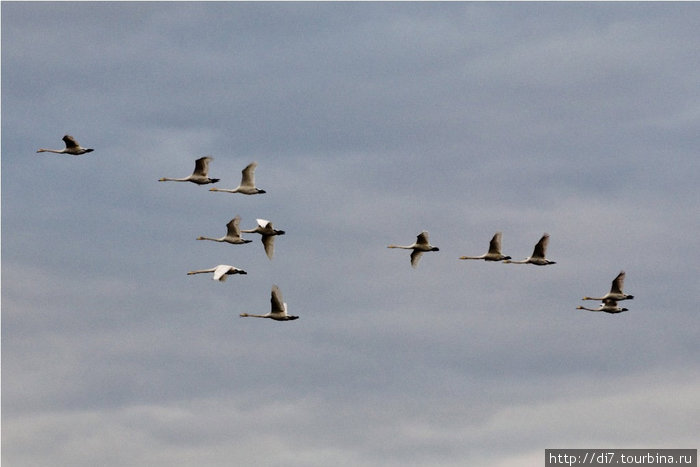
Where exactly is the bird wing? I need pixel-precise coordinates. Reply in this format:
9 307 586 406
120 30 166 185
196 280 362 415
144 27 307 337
410 250 424 268
603 298 619 307
270 285 286 314
261 235 275 259
213 265 230 281
532 233 550 258
226 216 243 238
610 271 625 294
62 134 80 149
256 218 271 229
488 232 502 254
240 162 258 187
416 231 430 246
194 156 212 176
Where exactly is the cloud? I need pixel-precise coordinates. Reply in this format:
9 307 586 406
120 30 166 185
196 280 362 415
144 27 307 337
3 3 699 466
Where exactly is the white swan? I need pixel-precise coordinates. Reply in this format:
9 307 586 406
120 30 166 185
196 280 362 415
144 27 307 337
209 162 266 195
503 233 556 265
37 135 94 155
241 219 285 259
577 299 628 314
459 232 511 262
387 231 440 268
197 215 252 245
582 271 634 301
240 285 299 321
187 264 247 281
159 156 220 185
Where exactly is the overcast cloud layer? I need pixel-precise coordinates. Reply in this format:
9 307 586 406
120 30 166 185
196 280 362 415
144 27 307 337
2 3 699 466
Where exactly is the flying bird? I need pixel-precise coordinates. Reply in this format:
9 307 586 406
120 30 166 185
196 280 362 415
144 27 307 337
196 215 252 245
503 233 556 266
159 156 220 185
36 134 94 155
209 162 266 195
582 271 634 302
387 231 440 268
187 264 247 282
459 232 511 262
241 218 285 260
240 285 299 321
576 299 628 314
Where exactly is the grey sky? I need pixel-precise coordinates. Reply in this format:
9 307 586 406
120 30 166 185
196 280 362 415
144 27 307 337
2 2 699 466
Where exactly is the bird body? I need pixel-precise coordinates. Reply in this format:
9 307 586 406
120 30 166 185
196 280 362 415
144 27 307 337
241 218 285 259
159 156 220 184
582 271 634 301
388 231 440 268
240 285 299 321
197 215 252 244
459 232 511 261
577 299 628 314
187 264 247 281
503 233 556 265
37 134 94 155
209 162 266 195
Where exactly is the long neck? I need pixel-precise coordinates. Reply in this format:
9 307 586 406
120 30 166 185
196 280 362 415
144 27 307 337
37 148 64 153
209 187 236 193
504 258 528 264
159 177 190 182
197 236 223 242
577 305 601 312
582 296 605 301
388 244 412 249
459 255 485 260
240 313 268 318
188 268 215 275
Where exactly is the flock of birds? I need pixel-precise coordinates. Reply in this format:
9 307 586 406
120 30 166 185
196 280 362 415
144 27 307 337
158 155 295 321
37 135 636 318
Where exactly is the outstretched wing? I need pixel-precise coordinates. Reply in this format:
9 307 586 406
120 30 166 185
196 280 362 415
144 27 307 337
610 271 625 294
62 134 80 149
410 250 424 268
532 233 550 259
213 265 230 281
194 156 212 176
240 162 258 187
261 235 275 259
488 232 503 254
416 231 430 246
226 215 243 238
270 285 286 314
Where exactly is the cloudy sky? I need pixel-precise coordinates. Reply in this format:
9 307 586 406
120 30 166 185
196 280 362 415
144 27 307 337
2 2 699 466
